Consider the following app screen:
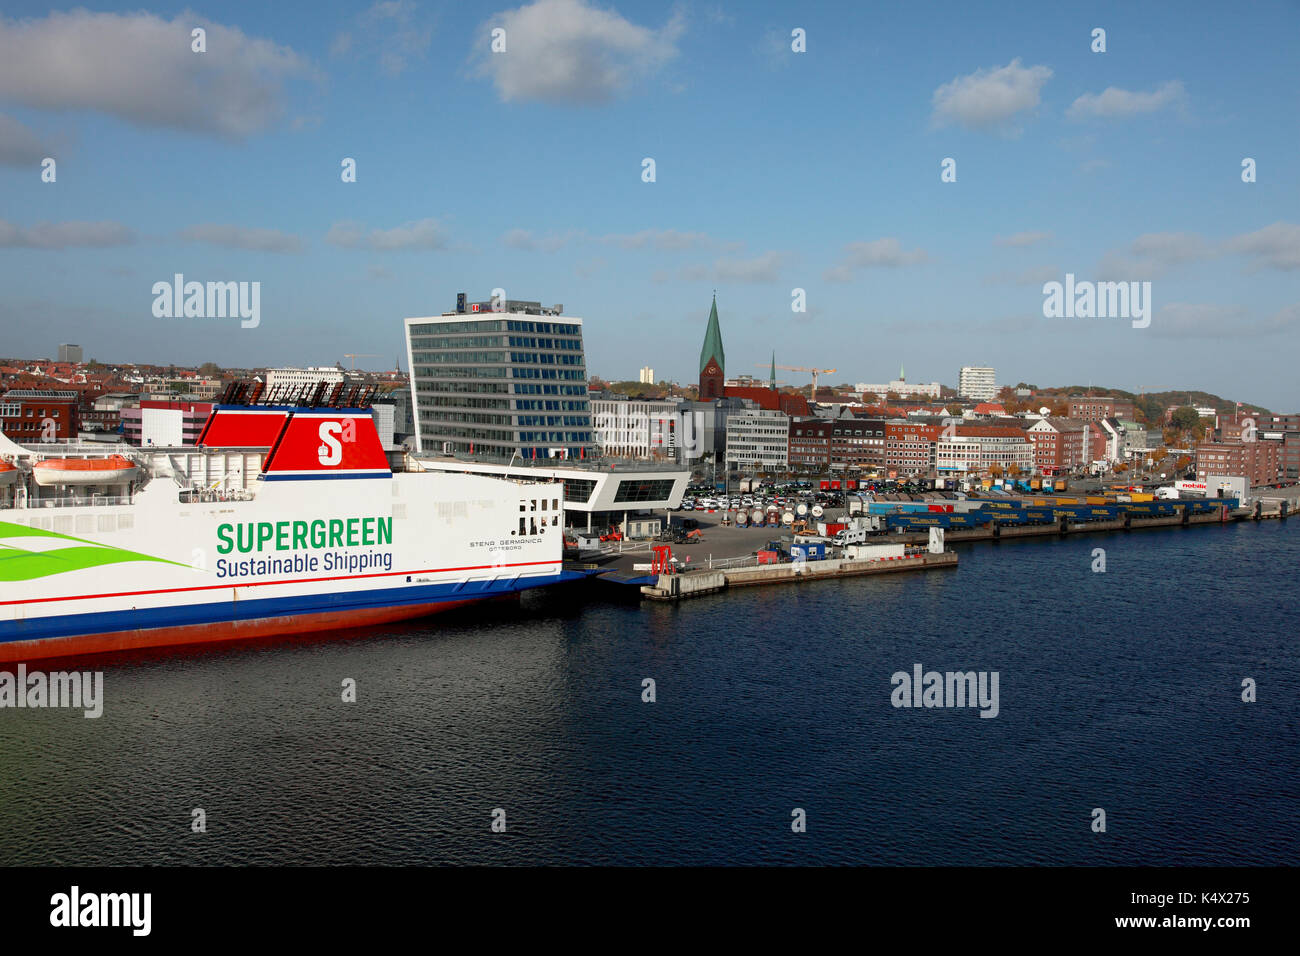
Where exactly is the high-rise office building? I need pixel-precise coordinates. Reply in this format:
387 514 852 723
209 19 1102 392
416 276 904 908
57 344 83 363
958 366 997 402
404 296 594 460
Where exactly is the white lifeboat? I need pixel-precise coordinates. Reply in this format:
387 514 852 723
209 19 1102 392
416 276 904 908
0 461 16 486
32 455 139 486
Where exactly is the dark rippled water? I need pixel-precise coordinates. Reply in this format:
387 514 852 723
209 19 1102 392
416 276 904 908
2 521 1297 865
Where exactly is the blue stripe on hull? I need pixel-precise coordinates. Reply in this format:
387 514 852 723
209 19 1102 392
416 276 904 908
0 574 563 644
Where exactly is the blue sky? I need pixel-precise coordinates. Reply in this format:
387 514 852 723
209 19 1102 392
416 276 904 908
1 0 1297 408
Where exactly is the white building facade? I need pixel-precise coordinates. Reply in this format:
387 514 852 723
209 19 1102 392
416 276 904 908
958 366 997 402
265 367 348 394
725 409 790 471
936 428 1033 474
855 380 942 400
591 398 685 460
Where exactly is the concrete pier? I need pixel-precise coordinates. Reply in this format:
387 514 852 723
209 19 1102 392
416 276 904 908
640 551 957 601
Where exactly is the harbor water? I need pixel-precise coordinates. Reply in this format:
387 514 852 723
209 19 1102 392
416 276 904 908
1 520 1296 865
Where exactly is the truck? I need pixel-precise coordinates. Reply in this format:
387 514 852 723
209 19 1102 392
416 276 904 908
833 526 870 546
845 542 906 561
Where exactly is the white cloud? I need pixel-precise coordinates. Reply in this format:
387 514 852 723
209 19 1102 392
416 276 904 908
1096 223 1300 279
331 1 432 76
326 218 446 250
599 229 711 251
931 58 1052 132
473 0 684 104
655 251 787 283
756 28 791 69
1149 302 1300 339
1067 81 1186 120
180 224 304 253
994 231 1052 248
824 238 928 281
1097 231 1213 279
0 11 316 140
501 226 718 254
0 219 135 249
503 228 579 252
703 4 734 26
1223 222 1300 271
712 251 785 282
0 113 53 166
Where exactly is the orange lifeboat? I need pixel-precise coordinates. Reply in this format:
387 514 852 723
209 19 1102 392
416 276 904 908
32 455 139 486
0 461 16 486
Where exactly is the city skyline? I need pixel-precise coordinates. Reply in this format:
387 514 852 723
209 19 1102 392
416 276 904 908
1 0 1297 408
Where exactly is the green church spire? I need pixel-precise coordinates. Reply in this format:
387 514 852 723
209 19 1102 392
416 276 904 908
699 294 725 376
770 351 776 389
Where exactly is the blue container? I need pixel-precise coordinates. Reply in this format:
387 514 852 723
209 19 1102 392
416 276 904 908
888 514 949 530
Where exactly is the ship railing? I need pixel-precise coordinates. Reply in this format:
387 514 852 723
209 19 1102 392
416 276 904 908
415 453 690 473
23 494 135 509
20 442 137 458
178 488 255 503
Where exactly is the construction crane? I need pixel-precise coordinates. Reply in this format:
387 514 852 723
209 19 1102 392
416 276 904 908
343 353 378 371
755 364 838 393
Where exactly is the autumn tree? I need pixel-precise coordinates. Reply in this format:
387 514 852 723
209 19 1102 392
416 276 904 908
1170 406 1200 430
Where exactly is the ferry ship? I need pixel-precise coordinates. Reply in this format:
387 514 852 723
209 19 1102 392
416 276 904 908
0 382 566 663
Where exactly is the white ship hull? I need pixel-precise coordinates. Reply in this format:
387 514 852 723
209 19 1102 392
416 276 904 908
0 403 566 662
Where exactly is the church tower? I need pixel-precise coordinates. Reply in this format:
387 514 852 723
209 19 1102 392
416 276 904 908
698 294 725 399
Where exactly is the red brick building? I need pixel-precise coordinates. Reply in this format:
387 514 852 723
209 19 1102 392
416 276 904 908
885 422 939 476
830 418 886 471
1023 419 1062 474
1069 397 1135 421
1195 439 1280 488
0 389 79 441
788 418 831 470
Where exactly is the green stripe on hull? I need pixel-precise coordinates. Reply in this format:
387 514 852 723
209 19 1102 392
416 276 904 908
0 520 189 581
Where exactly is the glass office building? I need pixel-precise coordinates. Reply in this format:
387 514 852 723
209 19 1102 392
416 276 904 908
404 297 595 460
